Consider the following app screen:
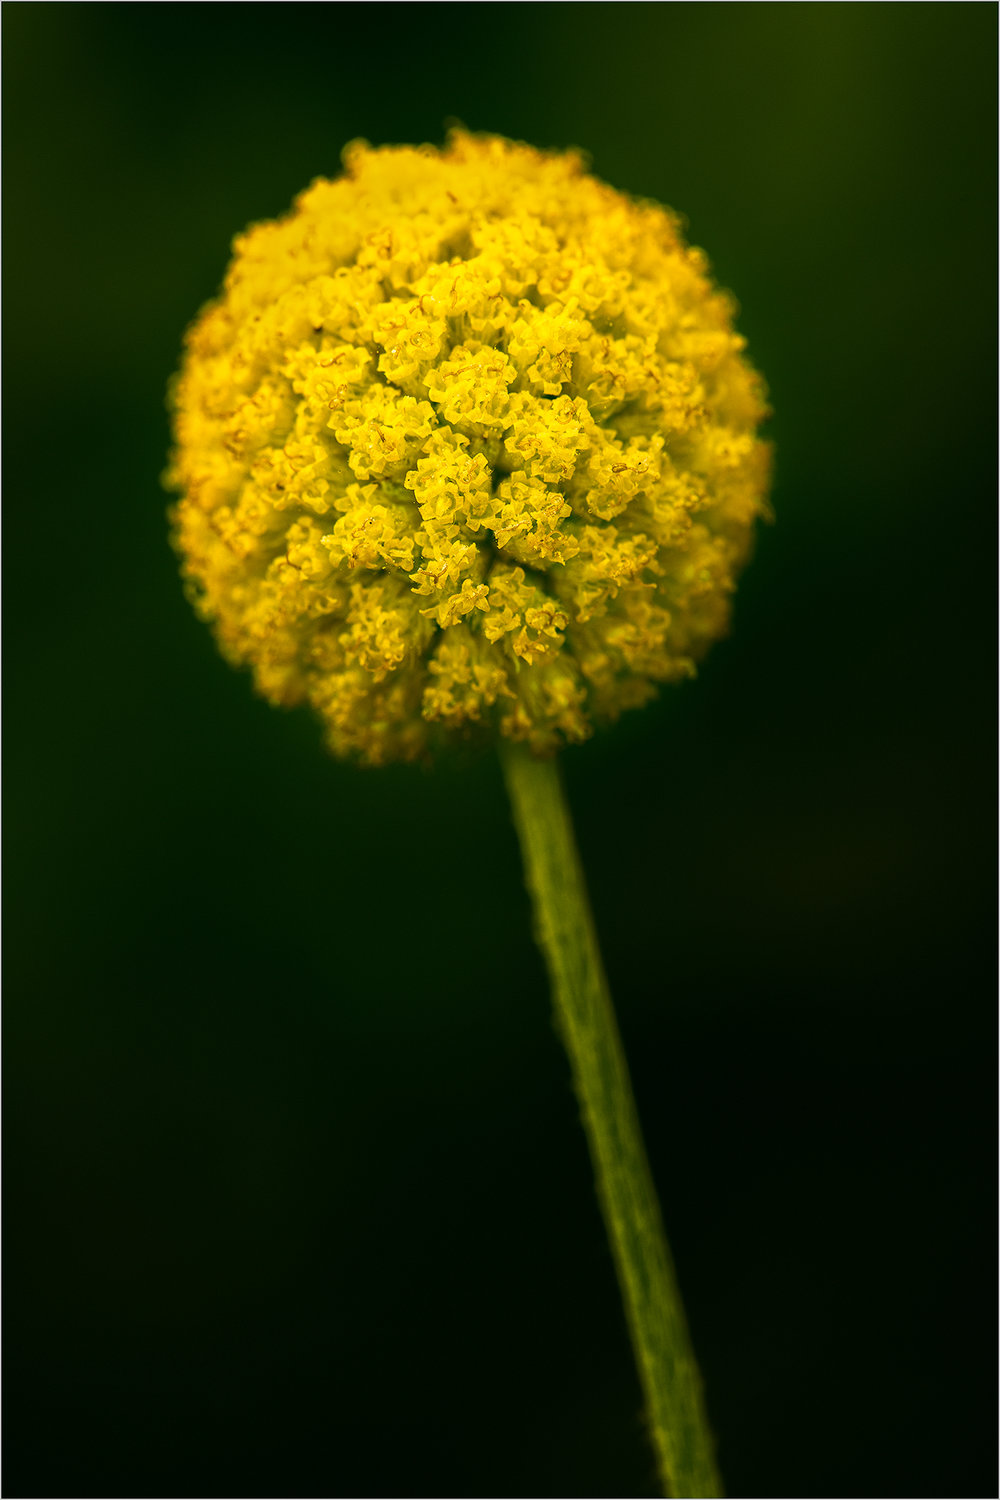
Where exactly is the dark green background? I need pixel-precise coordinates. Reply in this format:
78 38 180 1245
5 5 996 1497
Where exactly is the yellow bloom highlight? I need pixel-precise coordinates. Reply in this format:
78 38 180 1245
168 132 771 763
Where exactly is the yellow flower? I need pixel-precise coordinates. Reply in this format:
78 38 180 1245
167 132 771 764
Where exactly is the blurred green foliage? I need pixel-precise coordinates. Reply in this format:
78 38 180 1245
4 5 995 1497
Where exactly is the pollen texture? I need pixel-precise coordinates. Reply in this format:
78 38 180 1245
168 133 771 763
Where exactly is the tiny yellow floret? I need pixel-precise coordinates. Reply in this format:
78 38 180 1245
167 132 771 763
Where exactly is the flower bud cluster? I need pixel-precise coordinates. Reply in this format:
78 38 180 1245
169 133 770 762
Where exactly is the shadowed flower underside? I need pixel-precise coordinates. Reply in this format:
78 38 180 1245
168 132 771 763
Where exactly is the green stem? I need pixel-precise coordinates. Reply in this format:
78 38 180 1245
500 741 722 1500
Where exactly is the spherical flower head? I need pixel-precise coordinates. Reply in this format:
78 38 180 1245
167 132 771 764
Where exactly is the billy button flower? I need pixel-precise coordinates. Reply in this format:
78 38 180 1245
167 132 771 1499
